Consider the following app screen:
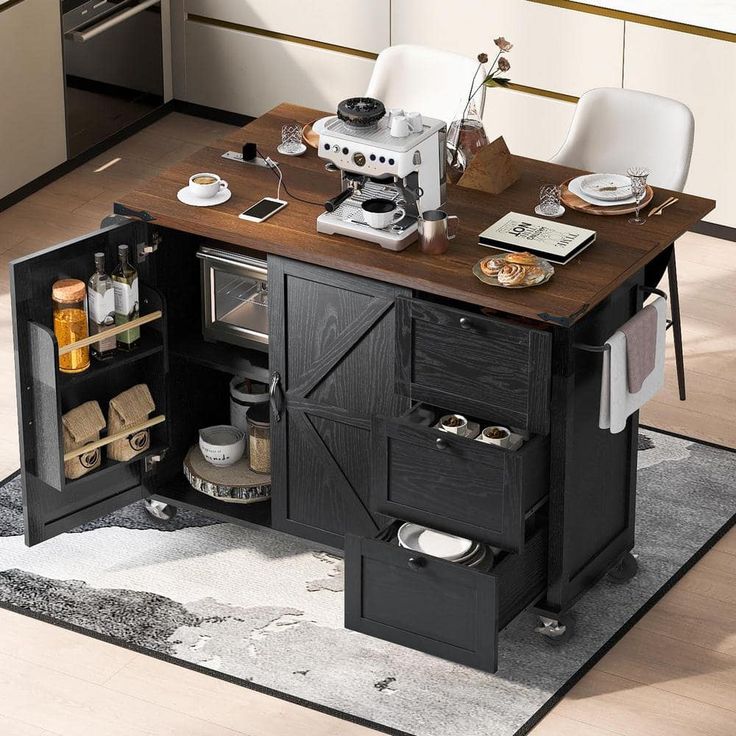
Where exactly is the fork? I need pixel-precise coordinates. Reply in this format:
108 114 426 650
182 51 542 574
647 197 678 217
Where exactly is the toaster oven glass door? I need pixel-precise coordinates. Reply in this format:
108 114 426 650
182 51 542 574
200 250 268 350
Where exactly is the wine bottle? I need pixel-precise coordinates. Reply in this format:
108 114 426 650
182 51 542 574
88 252 117 361
112 244 140 351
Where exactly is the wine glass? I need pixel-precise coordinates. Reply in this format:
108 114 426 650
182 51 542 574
627 167 650 224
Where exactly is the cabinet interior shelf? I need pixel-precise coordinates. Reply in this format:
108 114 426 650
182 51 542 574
57 310 163 356
170 333 269 382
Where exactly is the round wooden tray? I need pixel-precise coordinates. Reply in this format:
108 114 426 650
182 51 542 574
561 178 654 216
302 119 320 149
183 445 271 504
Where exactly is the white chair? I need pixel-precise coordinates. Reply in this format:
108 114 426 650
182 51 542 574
365 44 485 125
552 87 695 400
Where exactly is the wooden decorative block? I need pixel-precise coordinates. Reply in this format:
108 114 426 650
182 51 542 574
457 136 520 195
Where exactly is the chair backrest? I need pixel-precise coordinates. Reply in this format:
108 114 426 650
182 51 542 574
551 87 694 191
366 44 483 125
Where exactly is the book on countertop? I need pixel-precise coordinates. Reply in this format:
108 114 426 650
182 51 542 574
478 212 596 265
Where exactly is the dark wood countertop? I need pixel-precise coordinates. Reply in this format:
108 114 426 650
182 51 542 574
115 103 715 325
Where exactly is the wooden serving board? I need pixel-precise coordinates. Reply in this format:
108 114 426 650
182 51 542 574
184 445 271 504
561 178 654 216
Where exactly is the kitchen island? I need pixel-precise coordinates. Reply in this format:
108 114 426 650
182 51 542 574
11 103 715 672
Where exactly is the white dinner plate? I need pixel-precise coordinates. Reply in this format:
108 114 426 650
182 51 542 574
579 173 633 201
397 523 473 561
177 186 232 207
568 176 635 207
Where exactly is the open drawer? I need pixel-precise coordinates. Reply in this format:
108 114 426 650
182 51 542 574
345 522 547 672
396 297 552 434
371 404 549 552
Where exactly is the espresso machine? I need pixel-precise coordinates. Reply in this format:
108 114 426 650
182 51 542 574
314 98 447 251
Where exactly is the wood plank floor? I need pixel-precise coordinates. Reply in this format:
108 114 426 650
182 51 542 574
0 113 734 736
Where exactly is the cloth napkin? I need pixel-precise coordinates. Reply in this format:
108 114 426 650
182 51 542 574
599 296 667 434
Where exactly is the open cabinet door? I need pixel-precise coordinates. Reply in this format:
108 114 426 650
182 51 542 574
10 220 168 546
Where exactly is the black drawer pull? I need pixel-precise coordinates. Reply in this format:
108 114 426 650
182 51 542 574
459 316 473 330
435 437 449 450
408 556 426 570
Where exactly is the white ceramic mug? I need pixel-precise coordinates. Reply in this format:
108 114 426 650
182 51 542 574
390 114 420 138
478 425 511 448
189 173 228 199
439 414 468 435
406 111 423 132
362 198 406 230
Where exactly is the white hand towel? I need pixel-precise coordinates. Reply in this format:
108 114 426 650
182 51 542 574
599 296 667 433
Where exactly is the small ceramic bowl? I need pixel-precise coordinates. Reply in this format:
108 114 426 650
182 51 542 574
199 425 245 467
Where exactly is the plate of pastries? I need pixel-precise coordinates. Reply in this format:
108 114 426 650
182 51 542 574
473 251 554 289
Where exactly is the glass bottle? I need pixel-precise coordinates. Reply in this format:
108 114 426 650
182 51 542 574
52 278 90 373
112 244 140 351
88 252 116 361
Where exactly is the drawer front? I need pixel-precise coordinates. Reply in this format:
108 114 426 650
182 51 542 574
396 298 552 433
345 533 499 671
372 420 549 551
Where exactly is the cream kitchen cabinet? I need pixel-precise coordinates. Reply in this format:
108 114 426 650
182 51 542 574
180 15 376 117
624 24 736 227
391 0 624 98
482 88 576 162
0 0 66 199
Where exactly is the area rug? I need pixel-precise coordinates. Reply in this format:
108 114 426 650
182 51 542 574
0 427 734 736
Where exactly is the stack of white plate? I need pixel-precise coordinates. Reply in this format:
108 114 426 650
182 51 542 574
568 173 635 207
397 523 489 568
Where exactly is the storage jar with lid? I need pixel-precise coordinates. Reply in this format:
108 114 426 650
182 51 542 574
229 376 269 435
246 403 270 474
52 278 90 373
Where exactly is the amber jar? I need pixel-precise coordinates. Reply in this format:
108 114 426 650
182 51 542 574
246 403 271 474
52 279 90 373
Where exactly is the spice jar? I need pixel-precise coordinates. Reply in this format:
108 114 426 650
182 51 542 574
246 403 270 474
52 279 90 373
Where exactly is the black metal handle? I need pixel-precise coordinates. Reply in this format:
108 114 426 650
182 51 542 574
435 437 448 450
269 371 284 422
324 189 353 213
459 317 472 330
408 556 426 570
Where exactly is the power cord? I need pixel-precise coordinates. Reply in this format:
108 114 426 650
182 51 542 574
256 148 324 206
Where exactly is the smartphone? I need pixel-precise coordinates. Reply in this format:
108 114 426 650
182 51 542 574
239 197 288 223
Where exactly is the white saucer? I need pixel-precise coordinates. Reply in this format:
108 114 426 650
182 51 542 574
568 176 635 206
277 143 307 157
534 204 565 218
397 523 473 561
177 186 232 207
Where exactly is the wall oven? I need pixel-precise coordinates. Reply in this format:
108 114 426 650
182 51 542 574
61 0 166 158
197 247 269 352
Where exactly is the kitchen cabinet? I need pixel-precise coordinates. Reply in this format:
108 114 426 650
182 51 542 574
180 15 376 117
269 257 410 548
0 0 66 199
624 24 736 227
391 0 624 98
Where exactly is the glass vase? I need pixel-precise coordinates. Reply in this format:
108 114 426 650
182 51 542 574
446 108 490 183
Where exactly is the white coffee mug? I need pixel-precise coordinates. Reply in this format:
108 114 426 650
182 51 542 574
478 425 511 448
406 111 423 132
439 414 468 435
189 173 228 199
362 198 406 230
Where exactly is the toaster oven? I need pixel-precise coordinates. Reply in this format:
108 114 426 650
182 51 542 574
197 246 268 351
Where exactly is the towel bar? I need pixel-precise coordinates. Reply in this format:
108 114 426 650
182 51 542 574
575 287 668 353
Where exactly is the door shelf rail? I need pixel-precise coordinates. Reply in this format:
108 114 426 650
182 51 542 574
63 414 166 462
57 310 162 356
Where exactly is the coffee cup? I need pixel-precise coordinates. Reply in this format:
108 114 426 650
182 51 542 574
362 198 406 230
390 114 419 138
406 111 423 132
189 173 228 199
439 414 468 435
478 425 511 448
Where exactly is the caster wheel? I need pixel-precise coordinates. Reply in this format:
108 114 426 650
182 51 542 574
608 552 639 584
535 614 575 645
144 499 177 521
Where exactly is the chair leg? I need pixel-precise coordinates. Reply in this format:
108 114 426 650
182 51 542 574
667 245 686 401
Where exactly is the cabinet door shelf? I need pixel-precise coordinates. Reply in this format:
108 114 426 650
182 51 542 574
63 414 166 462
58 331 164 390
57 310 163 356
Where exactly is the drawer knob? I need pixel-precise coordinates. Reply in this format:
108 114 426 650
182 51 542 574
435 437 449 450
408 556 427 570
459 316 472 330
